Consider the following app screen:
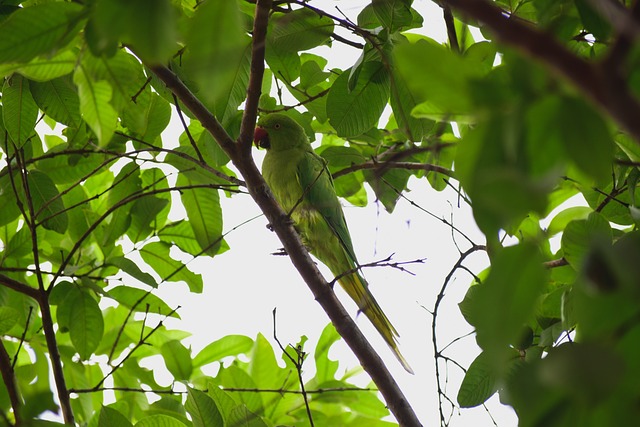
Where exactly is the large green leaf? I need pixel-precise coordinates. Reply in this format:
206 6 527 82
268 8 334 53
73 66 118 147
108 257 157 288
122 90 171 142
457 350 499 408
557 97 613 183
372 0 413 32
184 0 250 123
314 323 341 383
2 75 38 147
0 2 83 64
469 244 547 365
0 49 76 82
127 196 169 242
158 220 204 257
193 335 253 368
394 39 484 120
0 307 18 334
186 388 223 427
31 75 81 127
161 340 193 381
561 212 612 270
139 241 203 293
99 406 134 427
28 169 68 234
68 290 105 360
107 286 177 319
177 173 224 257
134 414 188 427
327 62 390 137
122 0 177 64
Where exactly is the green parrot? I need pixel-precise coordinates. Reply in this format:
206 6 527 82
254 113 413 374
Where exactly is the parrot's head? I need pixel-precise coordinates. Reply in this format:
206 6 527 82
254 113 306 151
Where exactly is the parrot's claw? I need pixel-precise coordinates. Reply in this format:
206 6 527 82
266 214 294 231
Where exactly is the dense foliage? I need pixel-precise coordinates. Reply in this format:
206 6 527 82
0 0 639 426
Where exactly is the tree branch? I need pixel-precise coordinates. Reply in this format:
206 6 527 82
333 160 456 180
238 0 272 155
442 0 640 144
147 1 422 424
0 341 21 425
0 274 40 301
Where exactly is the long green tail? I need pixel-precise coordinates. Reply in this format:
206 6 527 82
338 271 414 374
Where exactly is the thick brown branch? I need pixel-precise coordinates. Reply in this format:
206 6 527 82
0 341 21 425
442 0 640 144
148 1 421 424
238 0 272 153
0 274 40 301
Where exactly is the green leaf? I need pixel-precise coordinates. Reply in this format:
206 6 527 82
123 0 177 64
557 97 613 183
68 290 104 360
28 170 68 234
390 67 434 142
193 335 253 368
218 365 263 415
207 385 238 423
227 406 268 427
99 406 133 427
158 220 204 257
186 388 223 427
177 173 224 256
327 62 390 137
457 351 499 407
2 74 38 147
184 1 250 123
31 75 81 127
0 3 83 64
82 50 147 113
372 0 413 32
470 244 547 364
394 39 483 119
561 212 612 270
108 257 157 288
134 414 188 427
108 286 178 319
139 241 204 293
127 196 169 242
547 206 592 237
315 323 341 383
268 8 334 53
122 91 171 142
0 307 18 334
0 49 76 82
161 340 193 381
73 66 118 147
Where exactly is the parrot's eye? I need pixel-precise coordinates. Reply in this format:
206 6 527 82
274 123 281 129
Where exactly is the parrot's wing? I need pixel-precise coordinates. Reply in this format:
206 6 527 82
296 151 358 264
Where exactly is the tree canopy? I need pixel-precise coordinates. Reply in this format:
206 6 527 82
1 0 639 426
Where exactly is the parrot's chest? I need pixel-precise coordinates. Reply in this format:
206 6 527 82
262 150 306 213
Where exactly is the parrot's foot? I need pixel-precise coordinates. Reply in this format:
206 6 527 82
266 214 294 231
271 247 288 256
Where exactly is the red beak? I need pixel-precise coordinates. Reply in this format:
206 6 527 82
254 127 269 149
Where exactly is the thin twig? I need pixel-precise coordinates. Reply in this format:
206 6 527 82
272 308 314 427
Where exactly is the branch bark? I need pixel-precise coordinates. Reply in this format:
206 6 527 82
0 341 21 425
442 0 640 144
148 0 421 425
